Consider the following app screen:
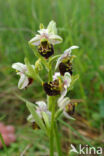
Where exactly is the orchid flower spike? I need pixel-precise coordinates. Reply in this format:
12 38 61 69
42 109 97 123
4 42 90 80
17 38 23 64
29 21 63 59
27 101 51 124
12 62 35 89
55 46 79 75
57 97 75 120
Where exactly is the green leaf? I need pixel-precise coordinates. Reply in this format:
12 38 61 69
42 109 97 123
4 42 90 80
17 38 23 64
59 119 92 146
0 133 8 156
42 112 50 134
55 109 63 120
16 94 36 108
26 102 46 132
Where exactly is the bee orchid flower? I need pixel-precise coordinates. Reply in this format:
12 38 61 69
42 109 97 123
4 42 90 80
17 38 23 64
27 101 51 129
57 97 75 120
55 46 79 75
53 72 71 100
12 63 35 89
29 21 63 46
29 21 63 59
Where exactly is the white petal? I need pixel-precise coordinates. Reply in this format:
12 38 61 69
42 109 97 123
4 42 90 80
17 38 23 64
58 97 70 109
53 72 60 81
29 35 41 46
64 72 72 88
63 112 75 120
12 63 26 73
18 74 29 89
36 101 47 110
38 29 49 35
27 114 35 122
49 34 63 45
64 46 79 55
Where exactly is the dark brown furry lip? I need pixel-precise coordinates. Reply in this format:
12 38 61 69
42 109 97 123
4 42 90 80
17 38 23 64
32 122 40 130
43 80 61 96
65 103 75 115
59 59 72 76
38 43 54 59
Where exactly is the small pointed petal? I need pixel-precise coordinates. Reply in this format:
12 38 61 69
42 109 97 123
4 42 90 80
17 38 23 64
18 74 29 89
55 57 62 69
53 72 60 81
29 35 41 46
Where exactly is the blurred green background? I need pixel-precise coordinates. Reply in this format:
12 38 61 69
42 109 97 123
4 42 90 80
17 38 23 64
0 0 104 155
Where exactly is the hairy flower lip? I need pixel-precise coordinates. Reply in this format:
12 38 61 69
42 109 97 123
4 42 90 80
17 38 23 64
38 43 54 59
55 46 79 70
59 60 72 76
43 80 61 96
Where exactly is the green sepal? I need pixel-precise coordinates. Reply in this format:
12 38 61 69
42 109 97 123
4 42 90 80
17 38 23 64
49 55 61 66
47 20 57 34
69 74 79 90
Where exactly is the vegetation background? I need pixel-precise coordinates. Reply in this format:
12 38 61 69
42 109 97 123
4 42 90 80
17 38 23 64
0 0 104 155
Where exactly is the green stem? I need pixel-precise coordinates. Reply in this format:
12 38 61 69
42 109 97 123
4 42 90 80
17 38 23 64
0 133 8 156
54 122 62 156
49 96 56 156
